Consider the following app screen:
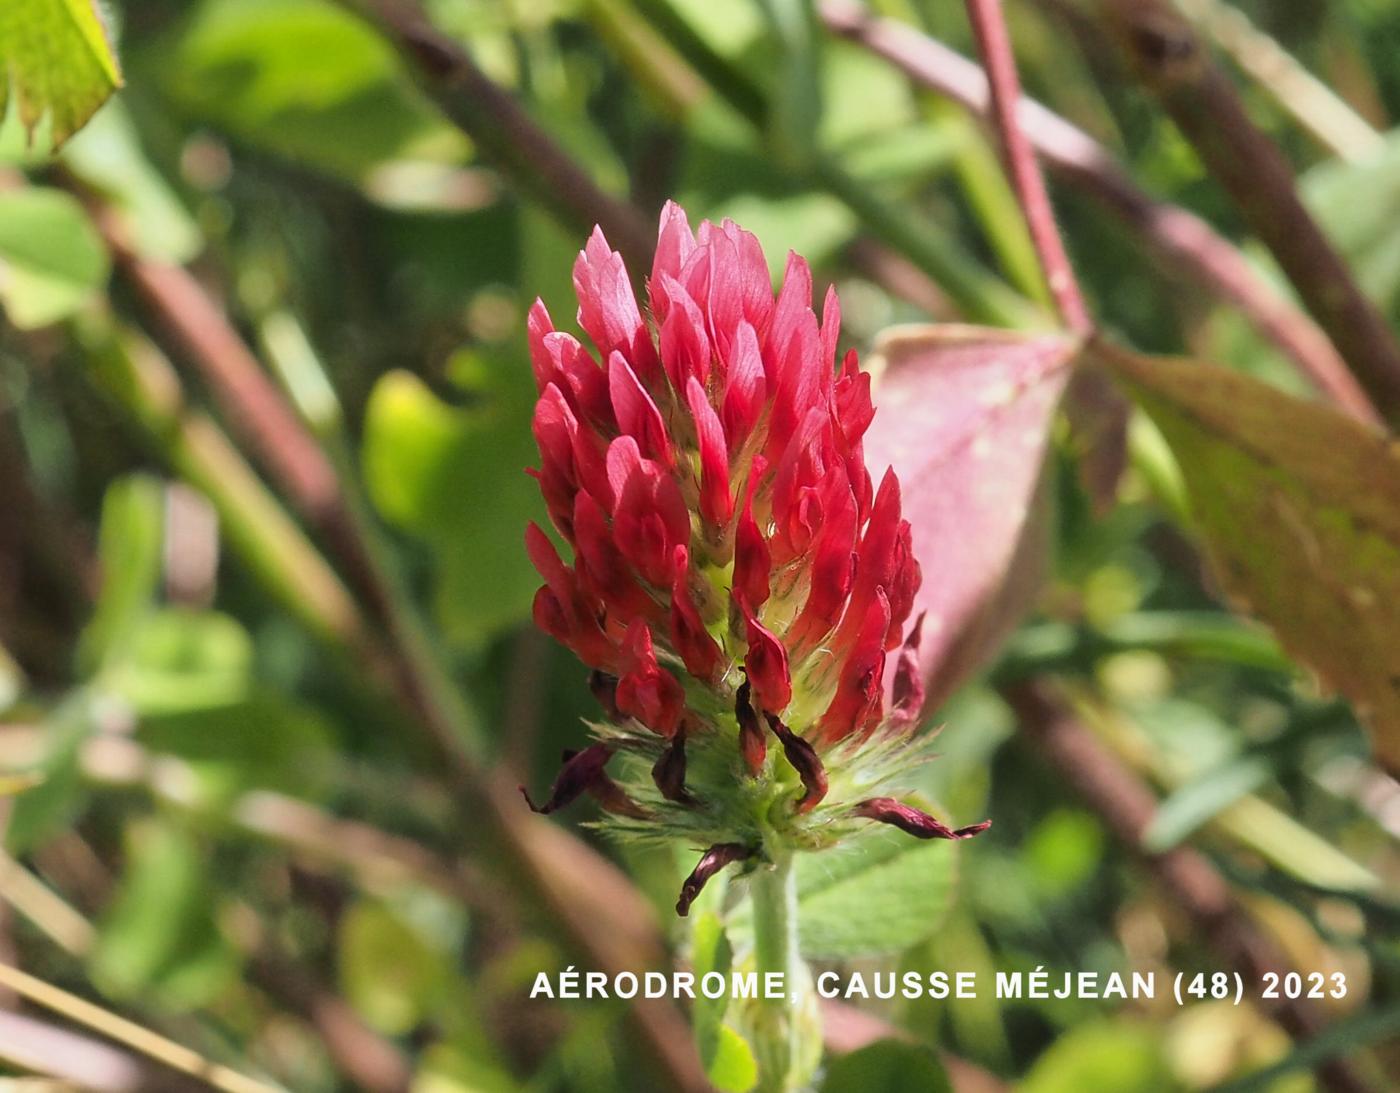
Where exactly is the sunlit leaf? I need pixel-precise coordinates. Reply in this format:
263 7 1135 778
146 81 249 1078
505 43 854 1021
77 474 164 675
865 325 1079 711
1019 1021 1171 1093
62 101 202 264
821 1040 951 1093
90 820 240 1010
362 356 543 646
166 0 466 182
0 771 43 796
707 1025 759 1093
1098 341 1400 776
339 898 451 1036
0 186 109 328
0 0 122 148
793 810 959 960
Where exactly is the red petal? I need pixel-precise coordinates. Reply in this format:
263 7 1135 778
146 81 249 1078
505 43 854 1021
658 275 711 390
816 589 890 742
741 602 792 714
670 546 722 682
609 350 672 466
574 227 659 383
650 201 696 320
732 465 772 610
722 320 766 448
685 377 732 527
615 620 685 736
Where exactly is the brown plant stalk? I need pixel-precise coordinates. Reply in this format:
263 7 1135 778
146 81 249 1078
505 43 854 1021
1099 0 1400 424
820 0 1382 426
963 0 1092 333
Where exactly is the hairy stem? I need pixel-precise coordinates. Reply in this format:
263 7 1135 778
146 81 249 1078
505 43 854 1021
749 852 815 1092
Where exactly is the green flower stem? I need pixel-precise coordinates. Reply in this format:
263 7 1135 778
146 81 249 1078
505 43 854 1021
749 851 818 1092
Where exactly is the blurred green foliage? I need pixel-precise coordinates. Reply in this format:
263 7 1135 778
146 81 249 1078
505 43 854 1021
1 0 1399 1091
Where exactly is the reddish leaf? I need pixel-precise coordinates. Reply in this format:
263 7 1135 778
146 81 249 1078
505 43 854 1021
863 325 1079 710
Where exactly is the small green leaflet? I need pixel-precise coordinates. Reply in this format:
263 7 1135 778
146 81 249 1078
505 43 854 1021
0 0 123 147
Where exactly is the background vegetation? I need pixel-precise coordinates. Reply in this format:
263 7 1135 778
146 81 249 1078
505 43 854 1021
1 0 1398 1091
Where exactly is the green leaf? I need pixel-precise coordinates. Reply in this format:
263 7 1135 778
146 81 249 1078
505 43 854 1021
4 693 97 854
165 0 466 183
1097 341 1400 776
104 608 334 799
78 474 165 675
0 186 109 328
0 772 43 796
707 1025 759 1093
793 813 958 960
90 819 240 1010
1142 756 1272 851
62 101 202 264
338 898 451 1035
820 1041 951 1093
690 909 755 1089
1019 1022 1174 1093
0 0 122 148
362 356 543 646
1302 129 1400 318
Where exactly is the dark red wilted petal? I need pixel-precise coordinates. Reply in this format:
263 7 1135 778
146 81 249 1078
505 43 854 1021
889 612 927 732
520 744 647 819
652 725 697 805
676 842 753 916
767 715 827 813
588 670 621 719
735 680 766 775
855 797 991 840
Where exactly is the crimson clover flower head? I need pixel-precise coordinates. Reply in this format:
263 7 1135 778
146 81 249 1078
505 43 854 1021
523 203 988 914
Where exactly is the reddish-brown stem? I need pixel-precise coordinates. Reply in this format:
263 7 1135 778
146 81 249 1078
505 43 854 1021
1100 0 1400 425
1006 682 1376 1093
820 0 1382 426
963 0 1091 333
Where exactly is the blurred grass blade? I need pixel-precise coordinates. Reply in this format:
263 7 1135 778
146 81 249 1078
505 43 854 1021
1208 1001 1400 1093
1143 755 1272 851
0 962 282 1093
